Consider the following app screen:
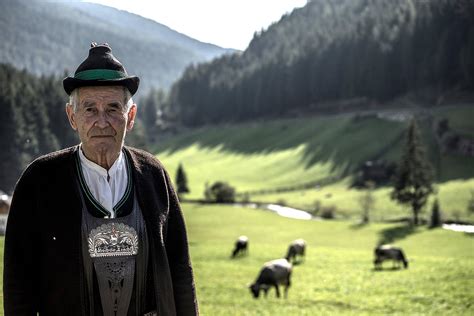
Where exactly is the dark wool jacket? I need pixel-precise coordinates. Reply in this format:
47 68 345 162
3 146 199 316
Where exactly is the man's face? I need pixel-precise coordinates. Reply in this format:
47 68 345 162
66 86 136 158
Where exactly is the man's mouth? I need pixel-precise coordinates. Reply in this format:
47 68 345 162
89 127 116 138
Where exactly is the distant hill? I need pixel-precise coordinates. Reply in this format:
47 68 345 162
0 0 234 94
163 0 474 126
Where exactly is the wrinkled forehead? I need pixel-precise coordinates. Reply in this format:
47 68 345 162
78 86 125 105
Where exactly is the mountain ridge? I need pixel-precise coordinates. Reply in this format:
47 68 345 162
0 0 234 94
163 0 474 126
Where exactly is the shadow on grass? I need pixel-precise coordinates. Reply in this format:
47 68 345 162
349 221 369 230
157 115 474 182
372 267 407 272
291 260 304 266
377 224 417 245
297 298 358 311
156 116 409 175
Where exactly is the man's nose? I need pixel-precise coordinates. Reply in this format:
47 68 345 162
94 111 110 128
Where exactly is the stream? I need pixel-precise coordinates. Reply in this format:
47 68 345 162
234 203 313 220
442 223 474 233
234 203 474 233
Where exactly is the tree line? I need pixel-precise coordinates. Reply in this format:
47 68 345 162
0 64 76 192
0 64 148 193
153 0 473 127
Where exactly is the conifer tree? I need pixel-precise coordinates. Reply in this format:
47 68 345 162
430 198 442 228
141 90 158 139
391 119 434 225
176 163 190 197
468 190 474 214
0 90 24 192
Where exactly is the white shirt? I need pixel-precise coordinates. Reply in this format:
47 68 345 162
78 147 128 218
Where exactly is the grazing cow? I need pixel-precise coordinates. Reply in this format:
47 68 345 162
249 258 292 299
231 235 249 258
374 245 408 269
285 239 306 263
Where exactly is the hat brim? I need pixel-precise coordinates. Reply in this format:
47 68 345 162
63 76 140 96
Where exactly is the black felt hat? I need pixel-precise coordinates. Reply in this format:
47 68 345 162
63 42 139 95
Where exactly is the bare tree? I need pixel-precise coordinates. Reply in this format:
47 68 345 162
358 181 375 223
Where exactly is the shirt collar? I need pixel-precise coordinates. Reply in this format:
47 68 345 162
78 145 125 178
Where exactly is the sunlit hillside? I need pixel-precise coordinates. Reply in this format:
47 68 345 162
154 105 474 223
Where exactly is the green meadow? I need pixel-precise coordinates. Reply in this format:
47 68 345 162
1 106 472 314
155 105 474 223
185 203 473 315
149 105 474 314
0 203 472 315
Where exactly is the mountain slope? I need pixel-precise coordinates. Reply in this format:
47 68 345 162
0 0 233 94
154 105 474 221
163 0 474 125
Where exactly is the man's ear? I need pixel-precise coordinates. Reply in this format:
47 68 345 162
66 104 78 130
127 104 137 131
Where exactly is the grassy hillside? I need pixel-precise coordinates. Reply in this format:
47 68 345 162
0 204 472 314
153 105 474 222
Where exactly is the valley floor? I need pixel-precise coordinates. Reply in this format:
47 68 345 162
183 203 474 315
0 203 472 315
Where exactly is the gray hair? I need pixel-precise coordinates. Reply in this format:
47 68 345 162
67 87 133 112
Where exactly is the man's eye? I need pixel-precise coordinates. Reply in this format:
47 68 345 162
108 104 122 112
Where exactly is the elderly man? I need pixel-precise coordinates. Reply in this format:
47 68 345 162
3 43 198 316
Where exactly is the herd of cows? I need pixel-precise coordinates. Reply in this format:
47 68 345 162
230 236 409 299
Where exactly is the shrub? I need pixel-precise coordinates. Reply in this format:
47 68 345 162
204 181 236 203
313 199 322 215
240 193 250 203
320 205 337 219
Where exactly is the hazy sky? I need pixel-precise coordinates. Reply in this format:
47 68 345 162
83 0 307 50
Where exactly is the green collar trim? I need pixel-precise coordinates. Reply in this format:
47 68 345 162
74 69 126 80
75 149 133 217
75 152 109 217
